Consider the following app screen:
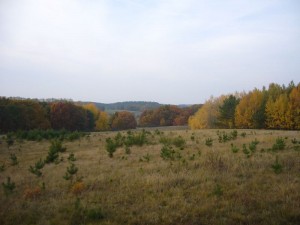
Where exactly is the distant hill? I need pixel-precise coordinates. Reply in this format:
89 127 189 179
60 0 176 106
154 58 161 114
76 101 164 117
93 101 162 112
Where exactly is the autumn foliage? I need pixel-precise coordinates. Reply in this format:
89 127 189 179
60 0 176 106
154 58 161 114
189 81 300 130
0 100 110 133
139 105 201 127
110 111 137 130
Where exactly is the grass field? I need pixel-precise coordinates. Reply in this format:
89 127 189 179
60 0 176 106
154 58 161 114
0 128 300 225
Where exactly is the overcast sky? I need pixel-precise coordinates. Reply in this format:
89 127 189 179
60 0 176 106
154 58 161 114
0 0 299 104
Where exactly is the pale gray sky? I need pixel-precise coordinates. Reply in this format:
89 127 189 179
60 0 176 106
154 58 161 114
0 0 299 104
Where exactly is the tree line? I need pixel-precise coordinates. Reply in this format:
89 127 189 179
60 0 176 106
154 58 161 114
139 105 202 127
1 81 299 132
189 81 300 130
0 99 109 133
0 98 200 133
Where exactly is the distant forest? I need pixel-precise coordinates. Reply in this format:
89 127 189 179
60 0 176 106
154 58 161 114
0 98 201 133
1 81 299 133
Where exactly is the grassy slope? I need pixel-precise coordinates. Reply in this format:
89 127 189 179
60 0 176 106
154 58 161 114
0 129 299 225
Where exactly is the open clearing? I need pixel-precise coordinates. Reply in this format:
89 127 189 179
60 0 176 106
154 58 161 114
0 128 300 225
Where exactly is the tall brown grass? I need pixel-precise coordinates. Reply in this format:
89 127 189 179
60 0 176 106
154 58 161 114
0 128 299 225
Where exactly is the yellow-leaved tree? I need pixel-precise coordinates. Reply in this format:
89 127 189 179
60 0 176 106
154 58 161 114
288 84 300 129
235 89 264 128
82 103 109 131
188 96 225 129
265 93 292 129
96 111 110 131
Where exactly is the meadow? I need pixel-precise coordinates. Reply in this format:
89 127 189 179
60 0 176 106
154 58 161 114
0 128 299 225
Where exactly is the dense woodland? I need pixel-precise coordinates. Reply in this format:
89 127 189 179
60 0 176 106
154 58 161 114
189 81 300 130
0 99 198 133
139 104 202 127
1 81 299 133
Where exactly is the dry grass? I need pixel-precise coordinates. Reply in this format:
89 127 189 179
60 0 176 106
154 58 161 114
0 128 300 225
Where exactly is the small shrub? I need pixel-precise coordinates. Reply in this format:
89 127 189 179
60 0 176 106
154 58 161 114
50 140 66 153
205 138 213 147
160 145 175 160
68 153 76 162
231 143 239 153
249 139 259 152
271 156 283 174
45 140 66 163
173 136 186 149
63 163 78 182
230 130 238 140
105 138 117 158
45 146 59 163
272 137 285 151
241 132 246 138
10 153 18 166
114 132 124 147
29 158 45 177
217 130 237 143
2 177 16 195
243 144 250 157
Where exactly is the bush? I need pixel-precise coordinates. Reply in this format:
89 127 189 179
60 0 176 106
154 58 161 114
249 139 259 152
68 153 76 162
231 143 239 153
205 138 213 147
271 156 283 174
63 163 78 182
217 130 238 143
49 140 66 153
45 140 66 164
243 144 250 157
160 145 175 160
2 177 16 196
173 136 186 150
230 130 238 140
10 153 18 166
29 158 45 177
272 138 285 151
105 138 117 158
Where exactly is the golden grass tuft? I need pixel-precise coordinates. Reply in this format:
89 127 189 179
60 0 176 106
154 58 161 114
70 181 85 196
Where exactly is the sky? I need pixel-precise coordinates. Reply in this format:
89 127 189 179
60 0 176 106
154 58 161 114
0 0 299 104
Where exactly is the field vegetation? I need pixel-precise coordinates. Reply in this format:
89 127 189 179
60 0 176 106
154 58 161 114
0 128 299 225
